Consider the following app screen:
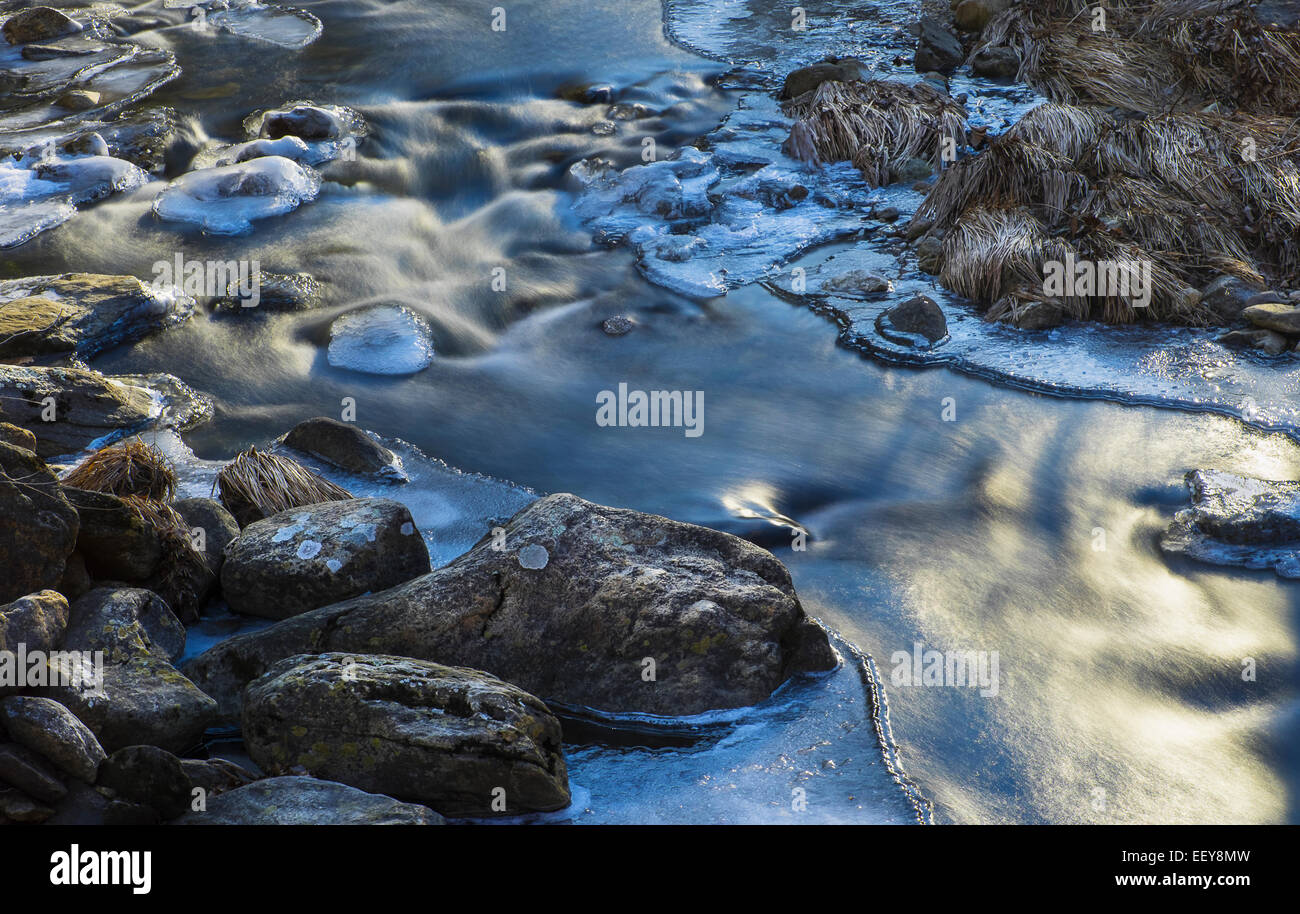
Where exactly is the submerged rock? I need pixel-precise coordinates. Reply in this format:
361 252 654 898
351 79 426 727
326 305 436 376
0 272 195 360
242 653 570 817
185 493 837 721
1162 470 1300 578
152 156 322 235
221 497 431 621
0 443 79 603
283 417 404 479
174 776 444 825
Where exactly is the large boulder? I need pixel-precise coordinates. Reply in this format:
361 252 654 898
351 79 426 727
0 443 79 603
41 589 216 753
243 654 569 817
186 493 836 720
62 488 165 581
173 776 444 825
0 366 155 459
282 417 403 479
0 273 194 360
221 497 430 620
0 696 105 783
0 590 69 654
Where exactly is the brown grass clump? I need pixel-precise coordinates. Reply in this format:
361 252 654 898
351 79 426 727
215 446 353 527
782 79 967 186
913 97 1300 323
61 438 177 501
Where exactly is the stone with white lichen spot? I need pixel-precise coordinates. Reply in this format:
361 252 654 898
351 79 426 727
220 498 430 620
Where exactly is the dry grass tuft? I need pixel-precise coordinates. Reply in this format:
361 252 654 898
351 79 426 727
215 446 353 527
61 438 176 501
782 79 967 186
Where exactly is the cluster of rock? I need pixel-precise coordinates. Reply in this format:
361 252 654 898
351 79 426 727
1 398 837 822
1212 283 1300 356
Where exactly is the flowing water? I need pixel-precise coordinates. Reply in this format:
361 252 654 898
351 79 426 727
6 0 1299 823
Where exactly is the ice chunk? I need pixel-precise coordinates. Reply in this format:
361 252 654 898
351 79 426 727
327 305 435 376
152 155 322 234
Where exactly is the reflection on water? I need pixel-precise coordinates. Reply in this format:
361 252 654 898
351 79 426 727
6 0 1297 823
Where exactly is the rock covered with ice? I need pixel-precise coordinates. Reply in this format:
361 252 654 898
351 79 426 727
0 151 147 247
152 155 322 234
327 305 435 376
1161 470 1300 578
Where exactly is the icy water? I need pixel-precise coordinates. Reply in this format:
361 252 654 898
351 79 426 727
7 0 1300 823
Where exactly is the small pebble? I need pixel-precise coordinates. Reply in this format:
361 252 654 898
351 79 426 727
601 316 634 336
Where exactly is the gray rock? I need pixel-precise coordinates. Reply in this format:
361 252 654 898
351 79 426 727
1005 299 1067 331
915 17 964 74
185 493 836 721
62 488 163 582
97 745 192 820
0 696 105 782
879 294 948 344
0 273 193 360
1201 274 1264 323
0 443 78 603
41 657 217 754
970 46 1020 79
64 588 185 665
892 156 934 183
261 105 340 140
0 787 52 822
0 366 156 459
3 7 81 45
601 315 635 336
0 742 67 804
43 590 214 754
1242 302 1300 335
243 653 569 818
221 497 430 621
1256 1 1300 29
283 417 402 479
1160 470 1300 579
173 775 444 825
820 270 892 299
780 58 865 100
0 589 69 655
914 234 945 274
172 497 239 595
179 757 257 797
